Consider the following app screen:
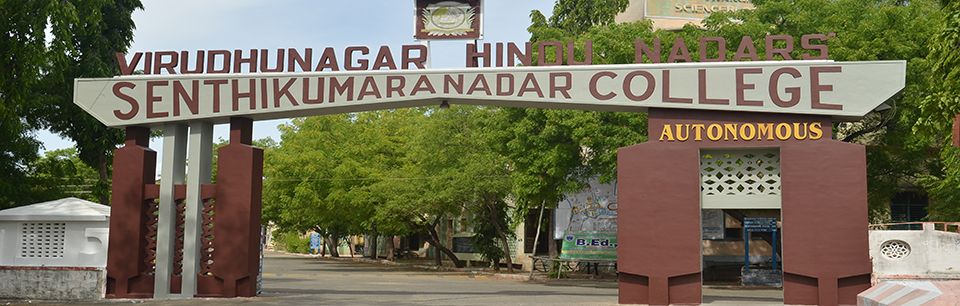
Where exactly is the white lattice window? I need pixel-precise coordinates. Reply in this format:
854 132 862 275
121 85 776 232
700 150 781 209
20 222 66 258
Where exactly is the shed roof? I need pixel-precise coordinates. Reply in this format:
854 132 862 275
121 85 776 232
0 197 110 221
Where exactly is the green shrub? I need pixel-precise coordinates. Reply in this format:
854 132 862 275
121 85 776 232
277 231 311 254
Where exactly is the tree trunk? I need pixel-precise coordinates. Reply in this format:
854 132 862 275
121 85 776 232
313 226 327 257
423 217 463 268
531 204 545 256
486 199 513 273
496 234 513 272
97 155 110 205
368 233 379 259
325 234 340 257
385 235 396 261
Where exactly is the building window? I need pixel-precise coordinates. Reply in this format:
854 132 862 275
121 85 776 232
20 222 66 258
890 191 928 223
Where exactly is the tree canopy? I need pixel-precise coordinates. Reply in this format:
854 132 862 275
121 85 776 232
913 0 960 220
0 0 142 208
263 107 517 264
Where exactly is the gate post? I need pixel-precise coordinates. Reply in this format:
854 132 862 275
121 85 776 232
105 127 157 298
780 141 872 305
617 142 703 305
203 117 263 297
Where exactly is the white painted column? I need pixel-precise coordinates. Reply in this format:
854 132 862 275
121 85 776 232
155 124 187 297
180 122 213 297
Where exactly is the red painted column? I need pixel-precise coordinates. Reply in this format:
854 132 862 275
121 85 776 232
780 141 872 306
201 117 263 297
105 127 157 298
617 142 702 305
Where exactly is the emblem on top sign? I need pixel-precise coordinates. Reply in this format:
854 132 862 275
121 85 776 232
415 0 481 40
422 1 475 36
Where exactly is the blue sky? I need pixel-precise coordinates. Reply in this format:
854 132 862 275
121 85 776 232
37 0 555 153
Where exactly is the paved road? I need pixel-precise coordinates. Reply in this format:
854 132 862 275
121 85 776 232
252 252 621 305
7 252 783 305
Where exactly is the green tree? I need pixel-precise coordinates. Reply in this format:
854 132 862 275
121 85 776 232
35 0 143 205
363 107 513 268
541 0 629 36
417 106 514 270
0 1 52 208
349 109 434 259
264 107 517 268
914 0 960 220
27 148 101 203
263 115 370 256
0 0 142 208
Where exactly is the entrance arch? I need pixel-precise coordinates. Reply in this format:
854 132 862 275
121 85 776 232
617 109 871 305
75 59 903 304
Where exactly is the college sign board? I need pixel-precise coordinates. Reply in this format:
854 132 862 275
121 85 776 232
75 60 905 127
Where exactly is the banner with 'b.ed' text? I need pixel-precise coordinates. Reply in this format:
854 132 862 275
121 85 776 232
560 231 617 260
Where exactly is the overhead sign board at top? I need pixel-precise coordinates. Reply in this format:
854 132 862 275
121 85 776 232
74 60 905 127
415 0 482 40
77 34 906 127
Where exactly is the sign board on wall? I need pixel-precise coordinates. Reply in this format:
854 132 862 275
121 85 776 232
743 217 778 232
702 209 725 240
554 178 617 240
645 0 754 20
560 231 617 260
415 0 482 40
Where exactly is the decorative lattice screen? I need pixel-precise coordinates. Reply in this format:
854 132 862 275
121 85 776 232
700 150 781 209
19 222 66 258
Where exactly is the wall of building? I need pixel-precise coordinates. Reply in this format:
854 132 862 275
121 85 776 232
870 223 960 280
0 219 109 300
0 220 109 268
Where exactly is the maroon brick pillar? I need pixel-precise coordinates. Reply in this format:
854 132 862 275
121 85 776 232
105 126 157 298
780 141 871 305
202 117 263 297
617 142 702 305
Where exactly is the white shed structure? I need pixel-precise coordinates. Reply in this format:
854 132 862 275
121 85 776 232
0 198 110 267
